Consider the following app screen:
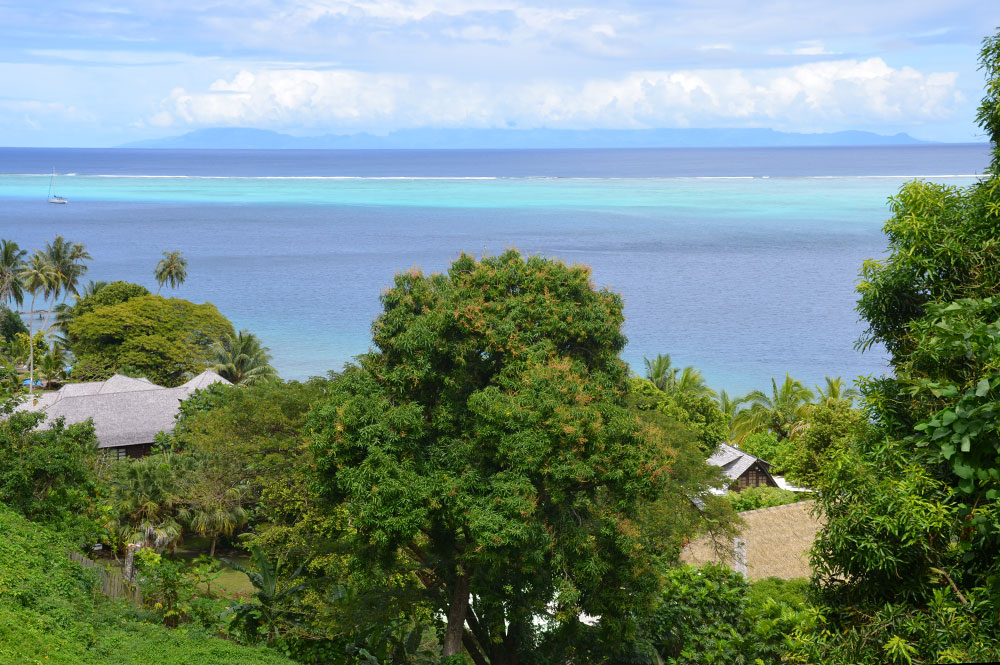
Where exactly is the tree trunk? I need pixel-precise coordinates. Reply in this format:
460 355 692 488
210 534 217 558
27 293 36 395
442 570 471 657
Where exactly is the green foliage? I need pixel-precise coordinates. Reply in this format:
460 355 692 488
109 453 191 550
733 374 814 443
726 486 809 513
628 377 729 454
133 550 229 630
209 328 279 385
636 564 807 665
0 402 100 538
783 399 865 487
0 306 26 341
0 503 296 665
73 281 150 318
787 589 1000 664
68 294 234 386
747 577 810 611
642 353 716 398
154 251 188 294
737 431 786 467
223 546 310 645
311 251 711 663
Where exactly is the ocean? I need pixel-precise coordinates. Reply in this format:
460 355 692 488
0 144 990 395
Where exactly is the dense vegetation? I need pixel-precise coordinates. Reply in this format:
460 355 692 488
0 503 296 665
3 26 1000 665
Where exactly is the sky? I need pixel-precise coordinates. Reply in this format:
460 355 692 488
1 1 998 147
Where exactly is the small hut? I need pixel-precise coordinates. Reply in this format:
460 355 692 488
707 442 778 491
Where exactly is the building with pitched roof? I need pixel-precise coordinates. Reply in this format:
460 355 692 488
18 371 231 459
707 442 778 491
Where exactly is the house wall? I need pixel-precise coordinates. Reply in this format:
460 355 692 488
734 463 777 490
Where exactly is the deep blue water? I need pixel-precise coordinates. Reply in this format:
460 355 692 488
0 145 991 395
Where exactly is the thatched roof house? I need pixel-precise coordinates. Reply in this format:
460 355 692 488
18 371 231 458
707 442 778 491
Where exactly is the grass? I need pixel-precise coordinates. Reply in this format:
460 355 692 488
172 536 255 598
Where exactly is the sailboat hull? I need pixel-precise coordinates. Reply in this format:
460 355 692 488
48 197 68 204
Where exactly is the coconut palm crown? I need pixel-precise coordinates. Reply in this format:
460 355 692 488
154 250 188 294
0 239 27 308
210 329 279 386
18 252 58 395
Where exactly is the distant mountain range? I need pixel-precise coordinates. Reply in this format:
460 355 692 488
120 127 930 150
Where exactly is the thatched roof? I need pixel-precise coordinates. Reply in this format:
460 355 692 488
18 371 231 449
680 500 822 580
708 442 772 480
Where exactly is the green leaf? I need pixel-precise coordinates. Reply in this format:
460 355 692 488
953 461 975 479
960 435 971 452
941 410 957 426
976 378 991 397
940 443 956 459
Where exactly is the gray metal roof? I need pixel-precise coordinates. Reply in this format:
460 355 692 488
17 372 232 449
707 442 772 481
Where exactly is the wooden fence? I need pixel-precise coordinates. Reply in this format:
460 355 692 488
68 550 143 605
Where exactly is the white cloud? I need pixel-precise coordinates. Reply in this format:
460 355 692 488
151 58 962 133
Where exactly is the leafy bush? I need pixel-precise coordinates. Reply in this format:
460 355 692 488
0 306 26 341
0 404 101 539
736 431 786 467
726 486 810 512
0 504 296 665
637 564 808 664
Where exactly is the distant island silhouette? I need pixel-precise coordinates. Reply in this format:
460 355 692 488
120 127 930 150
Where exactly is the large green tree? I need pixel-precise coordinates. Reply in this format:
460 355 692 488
68 294 234 386
310 251 702 664
803 30 1000 664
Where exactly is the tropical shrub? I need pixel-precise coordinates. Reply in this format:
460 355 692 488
0 400 101 539
636 564 808 665
726 486 809 512
0 503 296 665
0 306 26 341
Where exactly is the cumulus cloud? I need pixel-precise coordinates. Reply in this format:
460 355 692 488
151 58 962 133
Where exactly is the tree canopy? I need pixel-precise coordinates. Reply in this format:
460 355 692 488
804 30 1000 664
310 251 709 663
68 294 234 386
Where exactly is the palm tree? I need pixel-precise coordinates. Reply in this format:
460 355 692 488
673 366 717 398
182 486 249 557
38 347 66 388
716 389 749 440
815 375 859 406
0 240 27 308
80 280 108 298
18 252 57 395
40 237 90 339
111 454 187 552
210 329 279 385
154 251 188 294
732 374 815 443
643 354 677 391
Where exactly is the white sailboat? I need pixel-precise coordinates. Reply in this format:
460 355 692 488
47 169 67 204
